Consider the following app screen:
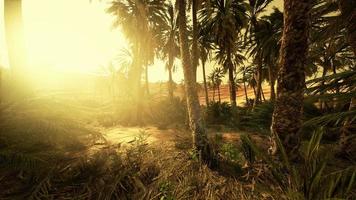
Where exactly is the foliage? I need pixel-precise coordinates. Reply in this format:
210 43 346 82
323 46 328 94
241 130 356 199
204 101 233 125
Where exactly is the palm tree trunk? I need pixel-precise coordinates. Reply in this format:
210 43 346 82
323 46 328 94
243 72 249 104
243 82 248 105
253 61 262 108
338 0 356 157
168 54 174 100
212 87 215 102
192 0 199 82
227 47 237 107
217 85 221 103
177 0 212 164
145 65 150 96
268 66 276 101
271 0 311 157
261 87 266 101
338 0 356 55
202 61 209 105
319 67 327 110
4 0 27 98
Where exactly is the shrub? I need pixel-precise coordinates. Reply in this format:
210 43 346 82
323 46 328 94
241 130 356 199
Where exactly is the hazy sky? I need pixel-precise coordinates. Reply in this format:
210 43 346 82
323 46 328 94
0 0 283 82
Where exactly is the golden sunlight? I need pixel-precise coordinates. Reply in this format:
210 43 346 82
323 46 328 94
0 0 177 82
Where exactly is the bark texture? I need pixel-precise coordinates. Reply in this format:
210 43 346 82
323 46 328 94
227 47 237 107
338 0 356 158
192 0 199 81
271 0 311 157
177 0 212 164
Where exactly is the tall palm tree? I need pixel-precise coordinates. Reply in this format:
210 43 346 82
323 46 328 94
200 0 247 107
254 8 283 102
191 0 199 81
4 0 27 97
177 0 212 164
337 0 356 155
107 0 165 123
208 67 224 103
237 65 254 105
198 25 214 105
338 0 356 55
245 0 272 108
271 0 312 157
158 3 180 100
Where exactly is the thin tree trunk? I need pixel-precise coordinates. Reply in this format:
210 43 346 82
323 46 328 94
202 61 209 105
268 66 276 101
243 82 248 105
243 72 249 104
261 87 266 102
227 47 237 107
271 0 311 157
252 84 257 98
253 61 262 108
217 85 221 103
319 67 327 110
212 87 215 102
168 68 174 100
168 53 174 100
178 0 212 165
145 65 150 96
192 0 199 82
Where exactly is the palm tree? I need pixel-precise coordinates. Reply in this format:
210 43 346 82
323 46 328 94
208 67 224 103
198 25 214 105
338 0 356 55
4 0 27 97
107 0 165 123
158 3 180 100
177 0 212 164
254 8 283 102
245 0 273 108
191 0 199 81
200 0 247 107
337 0 356 156
271 0 312 157
237 65 254 105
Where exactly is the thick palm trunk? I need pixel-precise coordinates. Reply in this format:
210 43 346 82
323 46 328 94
202 61 209 105
4 0 27 97
191 0 199 82
338 0 356 157
271 0 311 157
178 0 212 164
338 0 356 55
268 66 276 101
